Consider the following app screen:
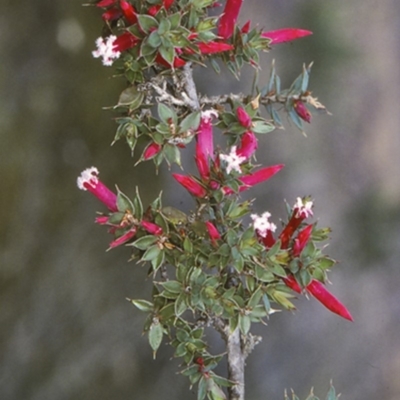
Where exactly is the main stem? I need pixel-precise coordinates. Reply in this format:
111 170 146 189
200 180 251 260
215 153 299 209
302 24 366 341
226 327 245 400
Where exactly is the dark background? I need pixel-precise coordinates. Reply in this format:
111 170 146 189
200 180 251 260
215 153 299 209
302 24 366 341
2 1 400 399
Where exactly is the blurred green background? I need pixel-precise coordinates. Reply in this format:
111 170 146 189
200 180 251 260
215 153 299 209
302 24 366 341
2 1 400 399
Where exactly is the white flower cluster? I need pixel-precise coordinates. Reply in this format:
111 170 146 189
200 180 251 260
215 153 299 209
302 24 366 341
294 197 313 218
77 166 99 190
220 146 246 174
92 36 120 66
251 212 277 238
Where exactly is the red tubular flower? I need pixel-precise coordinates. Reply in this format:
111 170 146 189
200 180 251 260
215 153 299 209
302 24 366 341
140 220 163 236
283 275 302 294
236 131 258 160
97 0 116 8
148 5 161 16
109 227 137 249
143 142 162 160
205 221 221 245
195 142 210 181
223 164 284 194
77 167 118 212
307 280 354 321
293 100 312 123
236 106 252 128
197 42 233 54
239 164 284 191
283 276 353 321
172 174 207 198
196 110 217 160
120 0 137 25
241 20 251 34
113 32 139 52
95 216 110 225
279 198 313 249
218 0 244 39
292 224 313 257
163 0 174 9
155 53 187 68
261 28 313 44
102 8 122 21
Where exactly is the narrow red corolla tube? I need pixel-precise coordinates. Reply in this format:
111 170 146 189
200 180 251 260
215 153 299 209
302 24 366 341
205 221 221 246
140 220 163 236
77 167 118 212
172 174 207 198
262 28 313 44
236 131 258 160
218 0 244 39
238 164 284 191
307 280 354 321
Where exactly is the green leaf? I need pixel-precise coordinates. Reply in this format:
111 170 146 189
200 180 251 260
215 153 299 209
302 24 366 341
209 380 227 400
138 14 159 33
198 376 207 400
131 235 159 250
117 86 144 108
159 45 175 66
175 292 187 317
161 280 182 294
162 206 188 225
163 143 181 166
180 111 201 132
325 383 338 400
128 299 154 313
149 319 163 357
158 19 171 35
151 249 165 271
158 103 177 124
116 189 135 213
141 244 161 262
252 120 275 134
239 314 251 335
147 30 162 48
159 303 175 322
248 286 263 309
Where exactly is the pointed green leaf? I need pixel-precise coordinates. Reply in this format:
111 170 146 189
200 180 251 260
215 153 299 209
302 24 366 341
149 319 163 356
129 299 154 313
131 235 159 250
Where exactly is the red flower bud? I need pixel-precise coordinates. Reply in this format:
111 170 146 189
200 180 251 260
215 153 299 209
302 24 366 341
197 41 233 54
293 100 311 123
307 280 353 321
113 32 139 52
102 8 122 21
283 276 353 321
238 164 284 191
236 106 252 128
241 20 251 34
143 142 162 160
140 220 163 236
205 221 221 245
172 174 207 198
96 0 116 8
120 0 137 25
236 131 257 160
262 28 313 44
109 227 137 249
218 0 243 39
163 0 174 10
148 5 160 16
292 224 313 257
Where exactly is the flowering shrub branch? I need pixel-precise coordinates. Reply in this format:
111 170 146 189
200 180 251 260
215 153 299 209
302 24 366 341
78 1 351 399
